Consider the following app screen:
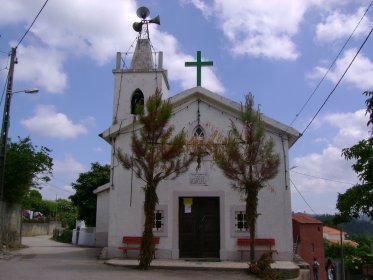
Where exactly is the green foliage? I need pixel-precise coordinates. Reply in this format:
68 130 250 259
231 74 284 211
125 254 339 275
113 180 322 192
69 162 110 227
212 94 280 262
337 91 373 220
22 189 43 210
53 229 73 243
117 90 194 270
324 239 372 275
56 198 78 229
4 137 53 203
22 190 77 228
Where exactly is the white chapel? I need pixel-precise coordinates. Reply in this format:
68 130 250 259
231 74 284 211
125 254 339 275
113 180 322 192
95 10 300 261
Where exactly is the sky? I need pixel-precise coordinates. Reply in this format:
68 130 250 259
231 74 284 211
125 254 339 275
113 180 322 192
0 0 372 215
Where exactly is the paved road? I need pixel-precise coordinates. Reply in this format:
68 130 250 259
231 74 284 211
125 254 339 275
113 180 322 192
0 235 253 280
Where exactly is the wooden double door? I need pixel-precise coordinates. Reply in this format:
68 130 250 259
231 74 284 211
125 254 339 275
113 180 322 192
179 197 220 259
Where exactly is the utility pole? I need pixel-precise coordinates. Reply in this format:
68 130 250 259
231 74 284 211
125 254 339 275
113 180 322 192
340 228 345 280
0 47 17 244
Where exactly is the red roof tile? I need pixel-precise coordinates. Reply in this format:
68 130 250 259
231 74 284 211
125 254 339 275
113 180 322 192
292 212 323 224
323 226 346 235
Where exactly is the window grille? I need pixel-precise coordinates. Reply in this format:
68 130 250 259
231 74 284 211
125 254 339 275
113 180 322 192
235 211 248 232
153 210 164 232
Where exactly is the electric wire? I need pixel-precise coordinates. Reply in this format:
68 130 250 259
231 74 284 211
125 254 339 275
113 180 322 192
291 170 355 186
301 27 373 136
40 182 74 194
16 0 49 48
290 178 316 215
0 57 10 106
285 0 373 134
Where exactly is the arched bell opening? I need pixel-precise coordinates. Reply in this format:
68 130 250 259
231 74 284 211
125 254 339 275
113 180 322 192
131 89 144 115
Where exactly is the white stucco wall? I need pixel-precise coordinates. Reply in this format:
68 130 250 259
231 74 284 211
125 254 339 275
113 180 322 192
112 69 168 124
95 184 110 247
103 90 296 261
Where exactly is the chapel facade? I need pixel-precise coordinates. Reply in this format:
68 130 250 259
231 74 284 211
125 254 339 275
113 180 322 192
95 16 300 261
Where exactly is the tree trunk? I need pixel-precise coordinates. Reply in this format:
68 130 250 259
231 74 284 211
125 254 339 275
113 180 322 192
139 184 158 270
246 189 258 263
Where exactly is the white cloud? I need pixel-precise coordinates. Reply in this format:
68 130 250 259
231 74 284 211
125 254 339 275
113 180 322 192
53 154 85 176
186 0 313 60
0 0 225 93
323 109 369 148
308 49 373 89
0 0 38 25
181 0 213 17
0 0 138 93
15 45 68 93
16 0 138 65
21 105 88 139
291 109 369 211
315 7 372 43
39 154 85 200
292 146 357 195
152 31 225 93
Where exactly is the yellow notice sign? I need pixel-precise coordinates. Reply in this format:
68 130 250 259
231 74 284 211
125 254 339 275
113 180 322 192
183 197 193 205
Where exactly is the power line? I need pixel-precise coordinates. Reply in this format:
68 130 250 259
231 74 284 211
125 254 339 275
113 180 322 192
285 1 373 134
291 170 355 186
41 182 74 194
0 62 9 106
16 0 49 48
301 28 373 136
290 178 316 215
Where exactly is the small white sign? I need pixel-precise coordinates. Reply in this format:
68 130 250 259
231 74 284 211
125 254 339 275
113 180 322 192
189 173 208 185
184 205 192 213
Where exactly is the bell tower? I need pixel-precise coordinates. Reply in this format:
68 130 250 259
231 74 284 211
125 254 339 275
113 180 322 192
112 7 169 125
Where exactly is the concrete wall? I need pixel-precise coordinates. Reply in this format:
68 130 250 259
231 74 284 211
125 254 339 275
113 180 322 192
0 202 22 248
95 186 109 247
21 221 61 237
72 227 96 246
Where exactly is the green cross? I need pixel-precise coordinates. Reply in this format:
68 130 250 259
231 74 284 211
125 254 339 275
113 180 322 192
185 51 213 87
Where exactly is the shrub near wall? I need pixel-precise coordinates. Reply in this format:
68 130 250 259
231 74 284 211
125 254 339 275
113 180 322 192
53 229 72 243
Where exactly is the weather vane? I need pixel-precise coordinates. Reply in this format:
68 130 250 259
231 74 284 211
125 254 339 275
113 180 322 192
132 6 160 39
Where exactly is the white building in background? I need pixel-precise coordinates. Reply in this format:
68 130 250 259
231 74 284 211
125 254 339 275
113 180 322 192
94 19 300 261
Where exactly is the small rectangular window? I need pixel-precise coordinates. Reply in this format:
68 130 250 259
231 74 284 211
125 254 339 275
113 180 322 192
235 211 248 232
153 210 164 232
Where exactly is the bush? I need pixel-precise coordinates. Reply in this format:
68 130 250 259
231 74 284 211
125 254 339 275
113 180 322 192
53 229 72 243
248 253 279 280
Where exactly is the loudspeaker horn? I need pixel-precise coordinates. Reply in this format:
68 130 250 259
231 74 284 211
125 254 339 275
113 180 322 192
136 6 150 19
132 22 143 32
149 15 160 25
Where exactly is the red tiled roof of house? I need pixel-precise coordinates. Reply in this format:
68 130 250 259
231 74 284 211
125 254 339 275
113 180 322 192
327 239 358 247
292 212 323 224
323 225 346 235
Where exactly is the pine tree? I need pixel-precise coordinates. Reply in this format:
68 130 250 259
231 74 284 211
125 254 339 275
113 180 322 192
212 94 280 263
117 89 194 269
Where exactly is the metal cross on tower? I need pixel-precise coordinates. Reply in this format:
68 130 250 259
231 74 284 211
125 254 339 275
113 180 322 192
185 51 213 87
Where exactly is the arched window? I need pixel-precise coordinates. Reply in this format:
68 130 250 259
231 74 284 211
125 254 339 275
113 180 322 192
131 89 144 114
193 126 205 138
